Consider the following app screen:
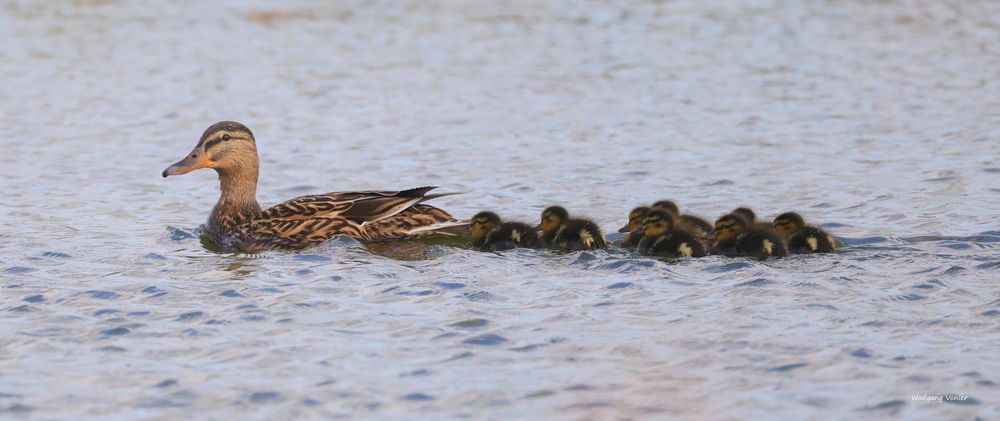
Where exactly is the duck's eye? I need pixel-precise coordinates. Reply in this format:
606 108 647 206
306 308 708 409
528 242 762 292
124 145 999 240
222 134 232 141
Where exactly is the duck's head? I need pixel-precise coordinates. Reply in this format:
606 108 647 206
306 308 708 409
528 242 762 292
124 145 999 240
651 200 680 218
714 213 748 246
641 209 675 237
469 211 501 241
731 207 757 224
772 212 805 239
539 206 569 235
162 121 257 178
619 206 650 233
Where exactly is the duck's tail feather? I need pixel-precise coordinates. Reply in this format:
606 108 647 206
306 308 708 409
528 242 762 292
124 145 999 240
419 191 463 202
405 220 470 237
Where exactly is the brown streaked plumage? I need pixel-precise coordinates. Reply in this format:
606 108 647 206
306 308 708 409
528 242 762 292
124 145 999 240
163 121 466 252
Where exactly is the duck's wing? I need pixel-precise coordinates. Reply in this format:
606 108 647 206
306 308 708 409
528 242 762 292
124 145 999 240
240 216 368 250
254 186 439 223
364 204 469 242
245 186 465 245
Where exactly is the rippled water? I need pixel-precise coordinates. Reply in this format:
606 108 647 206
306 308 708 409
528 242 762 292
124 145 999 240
2 0 999 418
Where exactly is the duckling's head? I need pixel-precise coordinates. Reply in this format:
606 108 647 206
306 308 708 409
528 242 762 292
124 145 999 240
163 121 257 178
469 211 502 240
714 213 748 246
539 206 569 235
651 200 680 218
641 209 676 237
772 212 805 239
731 207 757 224
619 206 650 233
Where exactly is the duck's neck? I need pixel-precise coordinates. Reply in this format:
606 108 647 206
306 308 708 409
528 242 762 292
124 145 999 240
207 159 262 236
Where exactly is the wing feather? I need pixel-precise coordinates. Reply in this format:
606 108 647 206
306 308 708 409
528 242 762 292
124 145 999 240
236 186 460 247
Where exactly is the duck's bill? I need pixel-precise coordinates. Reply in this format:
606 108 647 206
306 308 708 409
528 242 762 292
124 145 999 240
162 153 212 177
617 225 630 233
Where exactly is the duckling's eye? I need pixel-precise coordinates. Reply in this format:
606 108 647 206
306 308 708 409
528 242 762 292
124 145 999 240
222 134 232 141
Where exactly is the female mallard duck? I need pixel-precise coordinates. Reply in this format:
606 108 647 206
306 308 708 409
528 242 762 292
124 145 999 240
538 206 607 251
772 212 837 253
162 121 466 252
731 207 774 231
469 211 538 251
713 213 787 260
652 199 714 239
637 209 707 258
618 206 650 248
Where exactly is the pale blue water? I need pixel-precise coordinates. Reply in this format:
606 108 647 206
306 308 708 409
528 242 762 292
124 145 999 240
1 0 999 418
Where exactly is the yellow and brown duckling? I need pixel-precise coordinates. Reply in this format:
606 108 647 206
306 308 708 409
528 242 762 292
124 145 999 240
637 209 707 258
162 121 465 252
539 206 607 251
469 211 539 251
713 213 787 260
772 212 837 254
731 207 774 231
652 200 715 239
618 206 651 248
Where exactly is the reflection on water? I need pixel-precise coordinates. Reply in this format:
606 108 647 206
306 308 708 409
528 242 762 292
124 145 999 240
1 0 999 418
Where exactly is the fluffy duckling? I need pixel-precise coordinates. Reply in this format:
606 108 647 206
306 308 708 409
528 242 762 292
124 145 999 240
651 200 681 216
637 209 707 258
679 215 714 238
617 206 650 248
731 207 774 231
652 199 714 239
713 213 787 260
539 206 607 251
772 212 837 253
469 211 538 251
538 206 569 247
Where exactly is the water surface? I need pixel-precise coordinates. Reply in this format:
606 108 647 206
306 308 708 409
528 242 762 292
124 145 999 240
1 0 999 418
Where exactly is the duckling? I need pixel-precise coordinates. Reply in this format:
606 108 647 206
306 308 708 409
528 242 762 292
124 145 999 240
538 206 569 247
618 206 650 248
638 209 707 258
772 212 837 253
731 207 774 231
539 206 607 251
679 214 715 238
469 211 538 251
651 200 680 216
713 213 787 260
652 199 714 239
